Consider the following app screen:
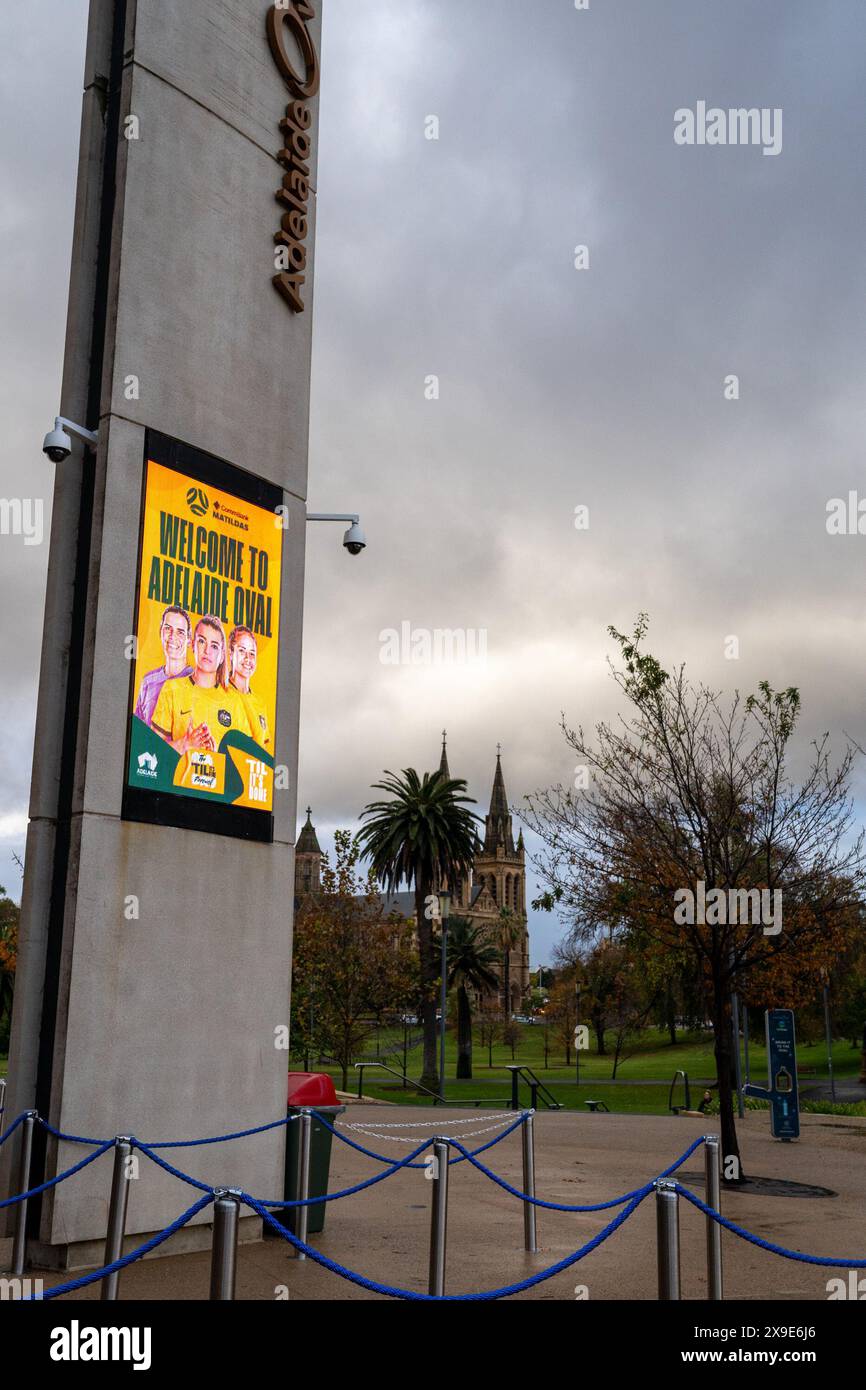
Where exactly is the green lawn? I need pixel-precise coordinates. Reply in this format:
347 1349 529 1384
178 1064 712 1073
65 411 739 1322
300 1024 864 1112
2 1026 860 1117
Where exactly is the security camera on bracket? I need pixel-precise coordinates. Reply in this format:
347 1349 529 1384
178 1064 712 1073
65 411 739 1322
42 416 99 464
307 512 367 556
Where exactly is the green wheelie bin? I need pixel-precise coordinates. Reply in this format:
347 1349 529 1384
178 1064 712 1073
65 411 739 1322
284 1073 346 1236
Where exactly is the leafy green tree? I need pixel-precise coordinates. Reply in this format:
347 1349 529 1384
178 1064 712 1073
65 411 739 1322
546 976 578 1064
291 832 417 1090
830 916 866 1051
358 768 479 1091
445 917 500 1079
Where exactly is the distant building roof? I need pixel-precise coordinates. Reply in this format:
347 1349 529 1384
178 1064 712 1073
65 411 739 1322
377 891 416 919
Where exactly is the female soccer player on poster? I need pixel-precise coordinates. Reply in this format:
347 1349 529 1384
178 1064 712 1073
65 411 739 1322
152 615 252 754
228 625 272 751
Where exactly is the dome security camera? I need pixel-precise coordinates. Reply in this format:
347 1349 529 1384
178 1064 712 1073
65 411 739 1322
307 511 367 555
343 522 366 556
43 424 73 464
42 415 99 464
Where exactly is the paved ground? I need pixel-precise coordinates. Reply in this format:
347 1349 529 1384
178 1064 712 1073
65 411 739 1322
16 1108 866 1301
800 1079 866 1104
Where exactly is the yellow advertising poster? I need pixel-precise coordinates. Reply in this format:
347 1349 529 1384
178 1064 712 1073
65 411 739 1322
125 439 282 836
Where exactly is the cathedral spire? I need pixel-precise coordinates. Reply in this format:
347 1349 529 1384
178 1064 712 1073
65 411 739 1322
296 807 322 855
484 747 514 853
439 729 450 780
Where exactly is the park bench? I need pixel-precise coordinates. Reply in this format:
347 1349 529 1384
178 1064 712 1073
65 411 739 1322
585 1100 610 1113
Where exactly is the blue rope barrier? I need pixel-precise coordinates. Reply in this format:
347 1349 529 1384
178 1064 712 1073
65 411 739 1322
38 1112 302 1149
257 1138 433 1208
39 1119 110 1147
675 1184 866 1268
0 1140 114 1209
446 1134 707 1212
132 1133 436 1209
315 1111 530 1169
125 1114 701 1221
31 1107 523 1161
29 1193 215 1300
133 1141 216 1194
143 1114 301 1149
241 1185 653 1300
0 1110 27 1148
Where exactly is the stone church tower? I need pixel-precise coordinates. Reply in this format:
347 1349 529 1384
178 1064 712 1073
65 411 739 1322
295 740 531 1011
441 737 531 1013
294 807 323 898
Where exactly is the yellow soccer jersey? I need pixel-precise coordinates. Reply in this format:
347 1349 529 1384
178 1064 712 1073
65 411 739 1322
152 676 253 747
232 683 272 750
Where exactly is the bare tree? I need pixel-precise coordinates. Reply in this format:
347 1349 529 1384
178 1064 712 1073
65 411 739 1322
523 617 866 1180
478 1000 503 1068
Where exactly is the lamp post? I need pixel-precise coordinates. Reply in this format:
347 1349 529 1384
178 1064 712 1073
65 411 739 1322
438 892 451 1103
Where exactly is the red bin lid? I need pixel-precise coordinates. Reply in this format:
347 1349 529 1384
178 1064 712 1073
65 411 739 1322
287 1072 340 1107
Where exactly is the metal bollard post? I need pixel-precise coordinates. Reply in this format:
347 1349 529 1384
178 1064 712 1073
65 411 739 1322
101 1138 133 1301
11 1111 37 1278
655 1181 681 1300
209 1189 241 1300
295 1110 313 1261
704 1135 723 1301
0 1077 6 1142
427 1138 450 1296
522 1113 538 1253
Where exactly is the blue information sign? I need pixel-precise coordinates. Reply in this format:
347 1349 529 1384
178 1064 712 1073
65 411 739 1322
743 1008 799 1140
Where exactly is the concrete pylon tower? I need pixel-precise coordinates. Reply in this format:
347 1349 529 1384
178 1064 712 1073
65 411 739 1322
3 1 323 1265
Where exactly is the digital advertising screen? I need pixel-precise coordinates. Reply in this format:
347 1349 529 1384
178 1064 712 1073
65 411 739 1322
122 431 284 842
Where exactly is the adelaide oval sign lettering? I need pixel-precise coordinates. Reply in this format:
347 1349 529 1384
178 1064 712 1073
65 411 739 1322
267 2 320 313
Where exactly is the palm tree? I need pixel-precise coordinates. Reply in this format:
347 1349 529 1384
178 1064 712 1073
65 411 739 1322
358 768 479 1091
498 907 523 1021
446 918 500 1080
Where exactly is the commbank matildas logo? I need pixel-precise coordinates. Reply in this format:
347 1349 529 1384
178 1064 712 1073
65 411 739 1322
186 486 209 517
136 751 158 779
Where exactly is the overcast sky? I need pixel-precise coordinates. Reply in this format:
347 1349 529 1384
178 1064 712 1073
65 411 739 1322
2 1 866 964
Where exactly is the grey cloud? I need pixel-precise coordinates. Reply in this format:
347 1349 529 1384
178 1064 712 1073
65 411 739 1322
3 1 866 961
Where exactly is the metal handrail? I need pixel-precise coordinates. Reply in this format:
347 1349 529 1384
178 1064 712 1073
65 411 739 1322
353 1062 509 1108
505 1065 563 1111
